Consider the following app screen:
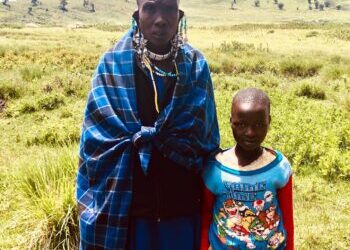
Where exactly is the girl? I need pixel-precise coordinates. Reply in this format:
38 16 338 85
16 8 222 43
201 88 293 250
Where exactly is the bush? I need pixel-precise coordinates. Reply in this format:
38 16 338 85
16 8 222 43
20 65 44 82
19 101 38 114
254 0 260 7
306 31 319 38
320 149 350 181
280 59 322 77
0 46 6 58
322 65 350 81
294 82 326 100
26 120 80 146
324 0 330 7
16 147 79 249
37 94 65 111
258 72 280 88
278 2 284 9
0 80 23 100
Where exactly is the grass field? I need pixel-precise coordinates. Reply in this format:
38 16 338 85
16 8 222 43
1 1 350 249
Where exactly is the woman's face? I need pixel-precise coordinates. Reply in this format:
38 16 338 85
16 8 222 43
138 0 180 52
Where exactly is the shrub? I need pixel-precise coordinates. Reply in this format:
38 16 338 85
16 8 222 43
336 4 341 10
258 73 280 88
209 61 222 74
19 102 38 114
37 94 65 111
278 2 284 9
16 147 79 249
320 150 350 181
26 121 80 146
0 80 23 100
280 59 322 77
0 46 6 57
20 65 44 82
322 65 349 81
306 31 319 38
345 97 350 112
219 41 255 52
324 0 330 7
319 3 324 10
254 0 260 7
294 82 326 100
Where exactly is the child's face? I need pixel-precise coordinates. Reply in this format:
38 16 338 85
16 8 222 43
231 101 270 152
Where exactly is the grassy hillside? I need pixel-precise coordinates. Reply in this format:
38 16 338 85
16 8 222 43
0 0 350 26
1 22 350 249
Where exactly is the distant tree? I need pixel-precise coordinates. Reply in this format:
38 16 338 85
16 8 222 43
2 0 11 9
309 4 313 9
319 3 324 10
59 0 68 11
254 0 260 7
28 7 33 14
324 0 330 7
308 0 312 4
278 2 284 9
90 3 95 12
0 99 5 112
314 0 320 10
314 0 319 9
83 0 89 8
274 0 278 4
231 0 236 8
336 4 341 9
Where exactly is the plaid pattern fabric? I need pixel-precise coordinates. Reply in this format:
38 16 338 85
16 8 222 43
77 29 220 249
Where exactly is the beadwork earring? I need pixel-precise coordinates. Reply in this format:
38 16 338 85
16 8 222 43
131 17 137 31
179 15 188 43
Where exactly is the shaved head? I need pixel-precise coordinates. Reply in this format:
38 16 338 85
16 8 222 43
137 0 180 6
232 88 270 114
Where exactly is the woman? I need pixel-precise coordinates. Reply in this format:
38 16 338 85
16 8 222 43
77 0 220 249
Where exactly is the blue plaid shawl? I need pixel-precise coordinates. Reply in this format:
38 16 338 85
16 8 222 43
77 29 220 249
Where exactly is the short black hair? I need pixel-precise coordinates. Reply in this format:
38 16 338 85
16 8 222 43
232 88 271 114
137 0 180 6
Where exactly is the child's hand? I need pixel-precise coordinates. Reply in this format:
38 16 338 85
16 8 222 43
208 245 213 250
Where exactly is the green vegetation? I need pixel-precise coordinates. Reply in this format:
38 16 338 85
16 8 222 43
1 6 350 249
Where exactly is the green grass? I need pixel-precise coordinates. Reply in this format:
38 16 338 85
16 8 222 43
1 20 350 249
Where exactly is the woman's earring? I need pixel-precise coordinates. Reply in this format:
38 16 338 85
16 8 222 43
183 15 188 42
131 17 137 31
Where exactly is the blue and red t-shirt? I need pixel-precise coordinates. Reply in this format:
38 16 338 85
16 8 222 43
201 149 293 250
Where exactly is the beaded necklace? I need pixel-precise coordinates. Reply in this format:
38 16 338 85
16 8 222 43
132 15 187 113
143 56 179 113
145 48 174 61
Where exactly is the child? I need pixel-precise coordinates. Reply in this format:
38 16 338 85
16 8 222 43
201 88 293 250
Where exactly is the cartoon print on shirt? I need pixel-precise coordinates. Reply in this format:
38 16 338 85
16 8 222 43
268 232 285 249
215 181 285 249
215 199 257 249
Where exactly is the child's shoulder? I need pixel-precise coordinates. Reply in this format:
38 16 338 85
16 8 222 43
269 148 292 169
267 148 293 187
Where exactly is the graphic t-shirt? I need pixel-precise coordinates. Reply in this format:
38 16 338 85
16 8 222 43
202 150 292 250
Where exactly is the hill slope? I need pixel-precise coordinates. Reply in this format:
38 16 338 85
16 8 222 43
0 0 349 26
